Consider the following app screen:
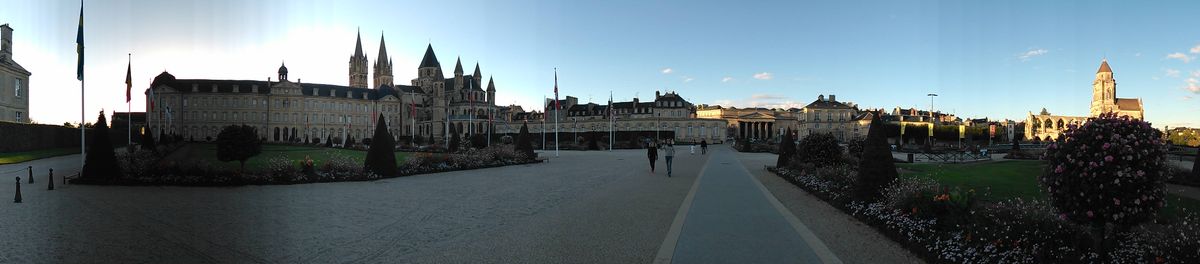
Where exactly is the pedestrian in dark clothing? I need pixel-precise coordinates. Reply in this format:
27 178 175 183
700 140 708 155
647 141 658 173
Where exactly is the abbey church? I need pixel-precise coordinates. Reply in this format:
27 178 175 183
1025 59 1144 141
144 30 498 143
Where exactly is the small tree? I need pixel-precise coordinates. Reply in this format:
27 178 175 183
588 131 600 150
79 111 122 182
795 133 842 167
1012 135 1021 150
216 125 263 171
776 128 795 168
846 137 866 159
326 135 333 148
1041 113 1166 255
365 114 396 177
141 128 157 151
448 125 460 153
515 123 535 159
854 115 898 201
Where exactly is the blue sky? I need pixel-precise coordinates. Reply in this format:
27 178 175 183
3 0 1198 127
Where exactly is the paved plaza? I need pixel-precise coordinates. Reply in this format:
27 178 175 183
0 146 908 263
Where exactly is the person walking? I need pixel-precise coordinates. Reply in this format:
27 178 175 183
700 139 708 155
689 141 695 155
663 141 676 177
647 140 658 173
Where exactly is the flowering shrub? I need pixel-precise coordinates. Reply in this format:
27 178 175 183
319 153 362 180
794 132 843 168
1041 113 1167 251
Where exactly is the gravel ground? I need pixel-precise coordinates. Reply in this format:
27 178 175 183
734 151 924 264
0 149 704 264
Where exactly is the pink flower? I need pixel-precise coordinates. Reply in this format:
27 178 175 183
1086 211 1094 218
1054 165 1064 174
1104 156 1114 162
1102 143 1111 150
1059 213 1068 221
1137 170 1145 177
1113 198 1121 206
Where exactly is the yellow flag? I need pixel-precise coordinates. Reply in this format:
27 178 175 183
959 125 966 139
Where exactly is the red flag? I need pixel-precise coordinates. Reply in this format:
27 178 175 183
410 100 416 118
125 55 131 102
553 69 559 110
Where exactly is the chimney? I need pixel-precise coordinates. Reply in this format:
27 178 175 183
1 24 12 59
829 94 836 102
818 94 825 101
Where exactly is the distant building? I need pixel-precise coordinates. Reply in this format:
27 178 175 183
501 91 728 143
1025 59 1144 141
797 94 872 141
0 23 31 123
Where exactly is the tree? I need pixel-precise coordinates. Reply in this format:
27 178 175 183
515 123 535 159
795 133 842 167
854 114 898 201
776 128 795 168
141 128 157 151
588 131 600 150
78 111 122 183
326 135 333 147
1012 135 1021 150
216 125 263 171
365 114 397 177
1040 113 1166 255
448 125 460 153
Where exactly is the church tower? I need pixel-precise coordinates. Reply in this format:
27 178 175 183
1090 59 1116 117
487 76 496 105
372 33 393 88
453 57 464 92
416 43 443 97
348 30 369 88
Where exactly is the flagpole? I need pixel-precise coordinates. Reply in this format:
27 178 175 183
127 54 131 148
542 95 546 151
77 0 85 167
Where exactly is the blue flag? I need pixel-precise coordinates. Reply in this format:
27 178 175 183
76 1 84 81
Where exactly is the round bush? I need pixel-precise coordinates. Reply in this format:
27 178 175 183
1041 113 1166 228
795 133 842 167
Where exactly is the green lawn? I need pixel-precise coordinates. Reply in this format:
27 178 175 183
162 143 407 172
0 147 80 165
898 160 1200 217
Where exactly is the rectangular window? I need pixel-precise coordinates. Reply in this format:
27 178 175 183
15 79 22 98
15 111 22 121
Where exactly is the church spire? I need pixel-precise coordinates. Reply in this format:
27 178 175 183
354 28 364 58
454 57 464 74
372 32 393 88
376 32 388 63
1097 58 1112 73
473 62 481 78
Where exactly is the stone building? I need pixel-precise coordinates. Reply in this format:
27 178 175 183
1025 59 1145 141
696 106 796 141
498 91 728 143
145 32 499 144
797 94 872 141
0 24 31 123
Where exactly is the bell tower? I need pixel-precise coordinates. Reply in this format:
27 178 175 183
372 33 393 88
1090 59 1116 117
348 29 368 88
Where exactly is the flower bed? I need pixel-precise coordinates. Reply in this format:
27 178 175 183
768 166 1200 263
81 146 540 186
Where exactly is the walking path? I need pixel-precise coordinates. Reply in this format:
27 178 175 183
655 147 840 264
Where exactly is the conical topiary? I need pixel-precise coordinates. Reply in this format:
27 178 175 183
854 113 898 201
79 111 123 183
365 114 396 177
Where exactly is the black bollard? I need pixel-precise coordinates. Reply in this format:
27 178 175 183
14 177 21 203
28 166 33 184
48 169 54 191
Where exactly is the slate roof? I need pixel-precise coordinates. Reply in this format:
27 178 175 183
804 98 854 109
149 71 421 101
1115 98 1142 111
419 44 440 68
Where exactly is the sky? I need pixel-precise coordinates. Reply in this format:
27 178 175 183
2 0 1198 128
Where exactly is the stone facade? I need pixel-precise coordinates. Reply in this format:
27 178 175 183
696 94 870 142
0 23 30 123
145 34 499 144
1025 59 1145 141
497 91 728 143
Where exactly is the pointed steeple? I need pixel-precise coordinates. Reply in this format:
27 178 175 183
354 29 364 58
487 76 495 91
376 32 388 63
418 43 440 68
453 57 464 74
473 62 481 77
1096 59 1112 73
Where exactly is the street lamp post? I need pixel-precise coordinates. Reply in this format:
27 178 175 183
927 93 937 147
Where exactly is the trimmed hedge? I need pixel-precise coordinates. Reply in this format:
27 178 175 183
0 122 84 152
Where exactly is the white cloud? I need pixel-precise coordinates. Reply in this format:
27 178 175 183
661 68 673 74
1135 52 1142 57
683 76 694 82
753 72 773 80
1166 52 1192 63
1191 44 1200 54
1192 70 1200 78
750 94 786 100
1018 48 1048 61
1166 68 1181 77
721 77 733 83
1187 78 1200 93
